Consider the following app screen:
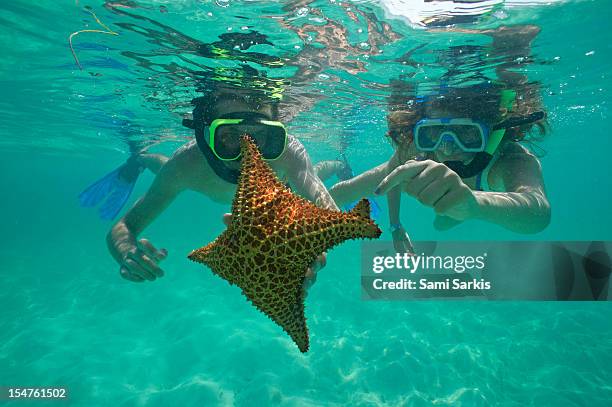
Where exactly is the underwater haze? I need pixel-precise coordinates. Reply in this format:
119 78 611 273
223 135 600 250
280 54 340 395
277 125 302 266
1 0 611 406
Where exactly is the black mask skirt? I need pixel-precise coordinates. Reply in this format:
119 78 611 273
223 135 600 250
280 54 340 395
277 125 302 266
194 125 240 185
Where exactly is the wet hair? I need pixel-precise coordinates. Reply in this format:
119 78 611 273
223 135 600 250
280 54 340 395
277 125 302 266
386 80 548 148
191 81 281 126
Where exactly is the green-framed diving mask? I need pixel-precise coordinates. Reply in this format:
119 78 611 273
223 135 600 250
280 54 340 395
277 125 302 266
207 112 287 161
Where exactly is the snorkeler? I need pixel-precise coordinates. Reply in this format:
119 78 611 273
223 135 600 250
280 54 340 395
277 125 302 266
330 81 551 250
104 84 337 284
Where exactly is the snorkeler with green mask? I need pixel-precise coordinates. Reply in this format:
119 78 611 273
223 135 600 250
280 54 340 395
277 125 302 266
104 84 337 285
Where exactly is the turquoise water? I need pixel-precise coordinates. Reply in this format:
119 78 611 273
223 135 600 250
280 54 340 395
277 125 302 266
1 1 611 405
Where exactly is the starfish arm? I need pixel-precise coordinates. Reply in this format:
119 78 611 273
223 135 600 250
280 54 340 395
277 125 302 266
244 264 310 353
187 241 218 264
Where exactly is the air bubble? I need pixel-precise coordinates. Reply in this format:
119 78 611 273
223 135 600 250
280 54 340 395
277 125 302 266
493 10 507 19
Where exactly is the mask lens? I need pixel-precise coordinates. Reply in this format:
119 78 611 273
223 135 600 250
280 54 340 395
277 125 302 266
416 125 443 149
447 124 484 149
214 124 242 159
214 122 286 160
255 124 286 159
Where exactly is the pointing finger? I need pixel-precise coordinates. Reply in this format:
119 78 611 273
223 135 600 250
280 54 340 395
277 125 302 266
375 160 429 195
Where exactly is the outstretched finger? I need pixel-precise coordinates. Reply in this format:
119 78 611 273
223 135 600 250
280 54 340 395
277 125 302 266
120 265 145 282
124 256 157 281
314 252 327 272
129 251 164 279
223 213 232 227
138 239 167 261
302 268 317 297
375 161 428 195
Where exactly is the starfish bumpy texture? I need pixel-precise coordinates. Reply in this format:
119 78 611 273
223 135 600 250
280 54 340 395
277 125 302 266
188 136 381 352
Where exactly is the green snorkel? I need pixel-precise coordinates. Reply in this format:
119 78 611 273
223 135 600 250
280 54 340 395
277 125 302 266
443 89 543 179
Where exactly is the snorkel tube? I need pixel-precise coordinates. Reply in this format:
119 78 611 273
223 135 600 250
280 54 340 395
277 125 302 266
443 89 544 179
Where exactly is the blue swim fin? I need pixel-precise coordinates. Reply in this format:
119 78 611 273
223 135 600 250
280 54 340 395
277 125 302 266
79 157 143 220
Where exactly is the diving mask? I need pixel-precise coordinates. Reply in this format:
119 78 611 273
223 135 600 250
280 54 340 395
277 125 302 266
414 118 490 153
207 112 287 161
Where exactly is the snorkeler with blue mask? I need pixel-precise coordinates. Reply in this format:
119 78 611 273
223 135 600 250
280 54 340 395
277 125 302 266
411 89 545 179
329 82 551 252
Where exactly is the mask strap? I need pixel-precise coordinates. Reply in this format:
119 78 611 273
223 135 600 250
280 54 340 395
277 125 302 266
484 88 515 153
443 88 516 178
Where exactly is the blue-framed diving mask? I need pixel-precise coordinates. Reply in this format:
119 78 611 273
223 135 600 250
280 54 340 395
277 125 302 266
414 118 490 153
412 89 544 178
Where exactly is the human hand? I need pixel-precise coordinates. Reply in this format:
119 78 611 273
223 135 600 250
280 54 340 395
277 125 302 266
375 160 479 222
433 215 463 231
119 238 167 282
303 252 326 297
391 226 415 254
223 213 325 296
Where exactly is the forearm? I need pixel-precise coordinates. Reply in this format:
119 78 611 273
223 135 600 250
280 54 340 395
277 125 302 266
315 189 340 211
387 185 402 226
381 152 404 220
106 165 181 263
473 189 551 234
330 162 388 207
329 181 361 208
304 173 339 211
138 153 168 174
313 160 344 182
291 168 340 211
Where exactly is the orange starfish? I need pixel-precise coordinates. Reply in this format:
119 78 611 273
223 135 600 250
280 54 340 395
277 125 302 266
188 136 381 352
